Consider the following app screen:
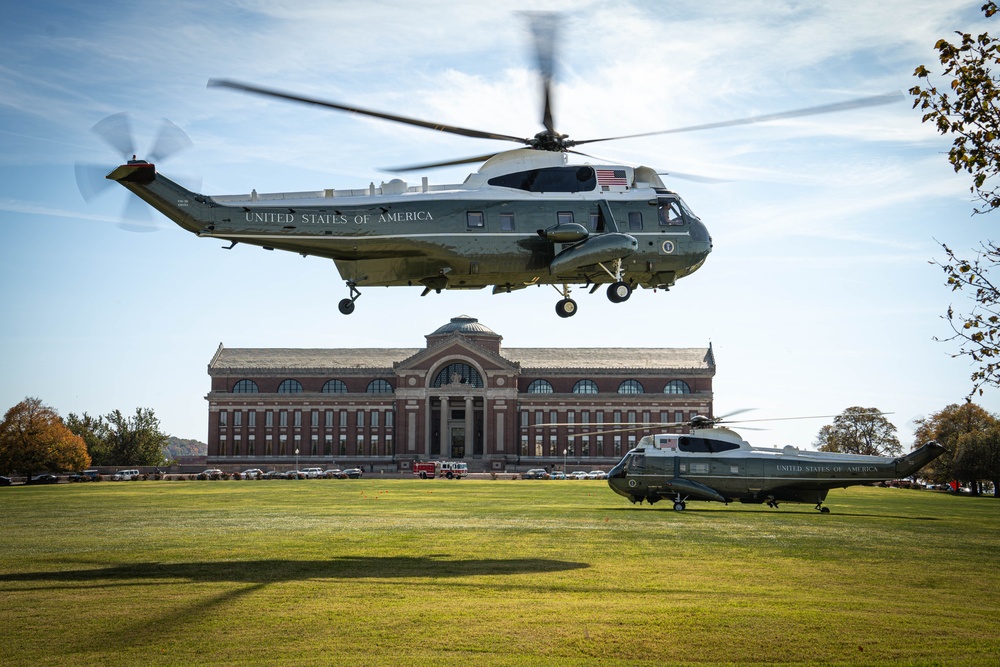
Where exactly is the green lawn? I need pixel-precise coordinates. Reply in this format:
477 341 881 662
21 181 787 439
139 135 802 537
0 479 997 666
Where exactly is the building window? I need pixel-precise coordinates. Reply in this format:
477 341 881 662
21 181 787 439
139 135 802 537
386 411 394 428
234 411 242 427
535 435 543 457
278 379 303 394
356 434 364 454
218 411 228 427
371 411 379 428
535 411 543 425
582 436 590 456
370 435 379 456
573 379 598 394
280 411 288 427
310 435 318 457
325 411 333 427
521 411 529 428
614 435 622 457
628 211 642 230
248 435 255 457
339 434 347 457
432 363 484 388
265 411 273 427
366 379 393 394
248 411 256 428
356 410 364 427
233 379 259 393
294 411 302 427
322 379 348 393
664 380 691 394
324 435 332 457
521 435 528 456
618 379 645 394
499 212 515 231
466 211 484 228
527 379 554 394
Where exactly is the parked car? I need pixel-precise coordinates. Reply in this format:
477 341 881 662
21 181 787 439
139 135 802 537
68 470 100 482
112 469 141 481
285 470 307 479
302 467 324 479
323 469 343 478
522 469 549 480
587 470 608 480
29 473 59 484
569 471 589 480
263 470 284 479
0 475 11 486
242 468 265 479
338 468 363 479
549 471 567 480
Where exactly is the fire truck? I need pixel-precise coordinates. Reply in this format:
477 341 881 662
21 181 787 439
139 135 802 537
413 461 468 479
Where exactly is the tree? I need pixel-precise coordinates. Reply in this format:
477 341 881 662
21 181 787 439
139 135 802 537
0 397 91 477
65 412 112 466
954 427 1000 496
911 3 1000 393
814 407 902 456
102 408 169 467
914 402 1000 492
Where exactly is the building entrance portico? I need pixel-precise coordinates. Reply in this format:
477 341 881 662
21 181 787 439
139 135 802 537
429 393 484 459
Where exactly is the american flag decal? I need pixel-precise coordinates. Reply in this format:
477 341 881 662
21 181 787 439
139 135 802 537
596 168 628 186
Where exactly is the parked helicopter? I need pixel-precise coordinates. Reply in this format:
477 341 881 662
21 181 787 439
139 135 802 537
84 13 901 318
598 414 945 513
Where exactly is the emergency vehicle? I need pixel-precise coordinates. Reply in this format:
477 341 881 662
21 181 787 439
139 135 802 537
413 461 468 479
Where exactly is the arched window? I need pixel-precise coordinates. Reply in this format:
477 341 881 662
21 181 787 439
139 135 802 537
432 363 484 388
572 379 598 394
664 380 691 394
617 380 645 394
366 379 394 394
232 379 259 393
527 379 554 394
277 379 303 394
322 379 348 394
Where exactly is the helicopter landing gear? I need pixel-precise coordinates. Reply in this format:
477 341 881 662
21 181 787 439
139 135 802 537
672 493 688 511
607 281 632 303
338 282 361 315
597 259 632 303
552 284 578 318
766 497 780 509
815 503 830 514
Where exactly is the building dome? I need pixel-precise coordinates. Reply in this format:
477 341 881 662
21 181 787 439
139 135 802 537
428 315 497 337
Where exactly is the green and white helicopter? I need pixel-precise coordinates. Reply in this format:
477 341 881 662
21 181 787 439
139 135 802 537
601 414 945 513
78 14 900 318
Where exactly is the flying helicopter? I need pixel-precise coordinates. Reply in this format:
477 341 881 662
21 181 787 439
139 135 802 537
572 413 945 513
86 13 902 318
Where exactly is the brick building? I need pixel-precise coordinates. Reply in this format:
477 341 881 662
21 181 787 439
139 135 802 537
206 315 715 472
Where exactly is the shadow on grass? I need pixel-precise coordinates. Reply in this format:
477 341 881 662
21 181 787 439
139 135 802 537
0 555 589 589
603 506 940 520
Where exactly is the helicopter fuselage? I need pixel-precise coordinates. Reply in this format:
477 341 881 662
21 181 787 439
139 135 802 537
605 427 946 512
108 149 711 315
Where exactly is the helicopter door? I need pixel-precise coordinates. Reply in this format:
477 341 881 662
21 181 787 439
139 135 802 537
745 458 764 493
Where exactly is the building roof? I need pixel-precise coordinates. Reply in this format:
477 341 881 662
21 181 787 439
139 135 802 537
209 344 714 374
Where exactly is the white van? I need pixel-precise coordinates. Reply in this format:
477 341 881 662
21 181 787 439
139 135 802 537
113 469 141 481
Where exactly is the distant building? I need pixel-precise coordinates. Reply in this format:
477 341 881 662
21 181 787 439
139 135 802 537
206 315 715 471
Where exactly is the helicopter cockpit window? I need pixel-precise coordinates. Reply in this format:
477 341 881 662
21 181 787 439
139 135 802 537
628 453 645 469
659 201 685 226
488 166 597 193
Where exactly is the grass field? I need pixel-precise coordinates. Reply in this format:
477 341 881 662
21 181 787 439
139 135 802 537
0 479 997 666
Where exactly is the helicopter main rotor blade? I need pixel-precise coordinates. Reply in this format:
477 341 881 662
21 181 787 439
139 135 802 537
567 91 905 147
382 152 503 173
525 11 559 136
208 78 531 145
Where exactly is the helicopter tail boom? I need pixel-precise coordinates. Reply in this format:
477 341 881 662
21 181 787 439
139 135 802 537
894 441 946 478
107 162 211 235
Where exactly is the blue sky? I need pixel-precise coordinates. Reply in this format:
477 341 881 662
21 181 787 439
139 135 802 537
1 0 996 449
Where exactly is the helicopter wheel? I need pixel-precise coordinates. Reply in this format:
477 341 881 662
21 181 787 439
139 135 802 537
607 281 631 303
555 298 578 318
338 298 356 315
672 501 686 512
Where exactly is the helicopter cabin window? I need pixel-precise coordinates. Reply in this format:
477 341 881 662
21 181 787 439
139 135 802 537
628 211 642 231
588 212 600 231
499 212 515 231
678 436 741 453
659 201 685 226
487 166 597 192
466 211 485 229
557 211 574 225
